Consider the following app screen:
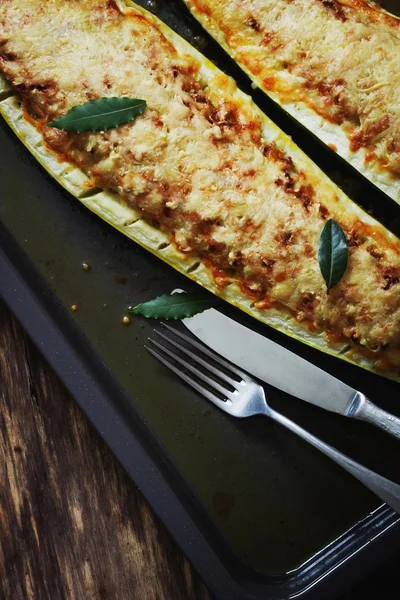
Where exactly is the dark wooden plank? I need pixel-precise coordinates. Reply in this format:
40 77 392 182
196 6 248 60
0 299 211 600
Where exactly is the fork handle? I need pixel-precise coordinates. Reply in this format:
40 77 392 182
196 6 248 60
269 408 400 514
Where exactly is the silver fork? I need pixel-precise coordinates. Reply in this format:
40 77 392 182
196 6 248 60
146 325 400 515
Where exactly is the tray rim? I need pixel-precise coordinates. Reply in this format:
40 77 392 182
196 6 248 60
1 216 400 600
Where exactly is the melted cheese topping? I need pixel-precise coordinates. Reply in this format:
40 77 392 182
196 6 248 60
185 0 400 196
1 0 400 372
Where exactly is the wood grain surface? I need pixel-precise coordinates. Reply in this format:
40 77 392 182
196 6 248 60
1 302 400 600
0 299 211 600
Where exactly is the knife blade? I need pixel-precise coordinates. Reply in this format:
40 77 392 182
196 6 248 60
183 308 400 440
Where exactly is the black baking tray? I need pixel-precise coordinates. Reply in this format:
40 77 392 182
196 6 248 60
1 1 400 598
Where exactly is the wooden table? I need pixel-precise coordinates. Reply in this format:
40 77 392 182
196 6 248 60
0 296 399 599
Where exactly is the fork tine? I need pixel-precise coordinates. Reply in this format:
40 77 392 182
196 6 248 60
162 323 250 381
145 345 232 410
155 328 239 387
149 337 234 398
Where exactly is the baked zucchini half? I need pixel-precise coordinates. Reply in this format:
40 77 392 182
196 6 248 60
184 0 400 205
0 0 400 380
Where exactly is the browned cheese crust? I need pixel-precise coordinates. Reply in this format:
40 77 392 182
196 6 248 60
1 0 400 373
186 0 400 180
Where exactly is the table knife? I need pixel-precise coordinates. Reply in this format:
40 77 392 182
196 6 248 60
183 308 400 441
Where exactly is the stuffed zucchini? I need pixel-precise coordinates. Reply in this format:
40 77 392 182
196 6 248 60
0 0 400 380
184 0 400 205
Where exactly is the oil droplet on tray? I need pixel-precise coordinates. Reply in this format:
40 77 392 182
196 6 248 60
143 0 159 13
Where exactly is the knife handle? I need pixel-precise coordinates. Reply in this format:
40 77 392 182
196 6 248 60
269 408 400 515
348 393 400 442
